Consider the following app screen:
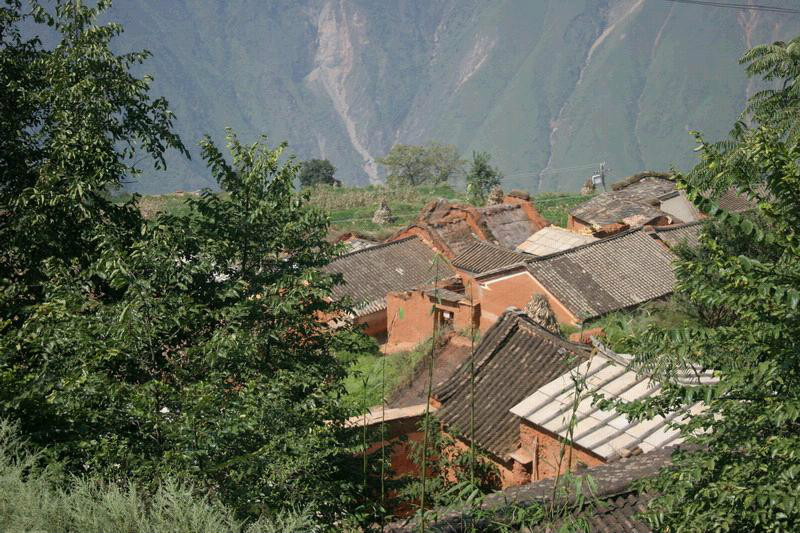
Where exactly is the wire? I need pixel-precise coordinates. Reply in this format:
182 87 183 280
659 0 800 14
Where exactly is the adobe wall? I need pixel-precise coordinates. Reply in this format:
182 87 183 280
518 419 605 481
477 271 579 330
356 309 387 338
389 226 453 258
386 290 435 347
567 215 592 233
502 195 550 231
387 290 480 350
444 434 526 489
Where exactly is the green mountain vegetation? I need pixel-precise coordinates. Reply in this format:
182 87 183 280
104 0 800 194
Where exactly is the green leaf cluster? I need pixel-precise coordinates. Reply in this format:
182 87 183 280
465 151 502 206
376 142 465 188
0 2 363 525
611 35 800 533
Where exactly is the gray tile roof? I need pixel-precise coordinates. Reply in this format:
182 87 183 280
653 221 703 249
718 188 758 212
325 237 453 317
571 177 677 228
429 220 481 256
526 229 677 322
451 240 529 274
517 225 598 256
477 203 542 249
434 310 589 459
387 446 680 533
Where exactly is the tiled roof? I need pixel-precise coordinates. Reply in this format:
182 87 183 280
526 229 677 322
387 446 680 533
571 177 677 228
653 221 703 249
325 237 453 317
451 240 528 274
434 310 589 459
477 203 541 249
516 225 598 256
428 220 481 256
510 344 710 461
342 237 378 253
718 188 758 212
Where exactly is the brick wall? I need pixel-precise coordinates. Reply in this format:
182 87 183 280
518 419 605 481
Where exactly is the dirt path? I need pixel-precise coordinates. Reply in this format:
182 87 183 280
389 336 473 408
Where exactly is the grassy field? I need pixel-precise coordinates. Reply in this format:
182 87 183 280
339 338 431 411
124 184 591 240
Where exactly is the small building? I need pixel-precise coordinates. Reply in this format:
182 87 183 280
474 228 677 328
433 309 589 488
390 192 549 258
324 236 454 338
516 225 598 256
386 283 480 352
346 403 435 480
568 172 679 236
509 341 711 482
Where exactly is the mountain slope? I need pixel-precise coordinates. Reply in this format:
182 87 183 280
105 0 800 193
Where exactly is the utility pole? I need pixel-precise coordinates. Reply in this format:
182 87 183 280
591 162 607 192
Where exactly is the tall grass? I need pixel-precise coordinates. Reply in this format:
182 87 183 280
0 420 318 533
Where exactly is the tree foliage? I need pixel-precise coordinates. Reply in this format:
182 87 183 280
465 151 502 206
377 142 464 187
608 35 800 533
298 158 338 188
0 2 362 524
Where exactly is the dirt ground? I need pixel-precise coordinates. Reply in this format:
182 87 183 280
388 335 473 408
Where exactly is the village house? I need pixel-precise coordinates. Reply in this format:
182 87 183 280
387 445 679 533
508 340 712 482
323 236 454 338
432 309 589 488
390 191 549 258
385 282 480 352
568 172 680 236
473 228 678 328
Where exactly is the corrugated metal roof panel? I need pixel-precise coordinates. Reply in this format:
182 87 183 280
517 226 598 256
510 345 707 461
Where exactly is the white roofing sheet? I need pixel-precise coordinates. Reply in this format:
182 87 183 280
516 226 597 256
510 348 707 461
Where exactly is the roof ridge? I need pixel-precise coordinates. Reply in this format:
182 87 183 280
653 220 704 232
506 308 589 352
526 227 643 264
331 235 417 261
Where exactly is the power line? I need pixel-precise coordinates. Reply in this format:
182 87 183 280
660 0 800 15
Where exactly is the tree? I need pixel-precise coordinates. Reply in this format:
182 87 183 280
465 151 502 205
377 142 464 187
0 2 362 523
608 35 800 533
298 158 338 187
